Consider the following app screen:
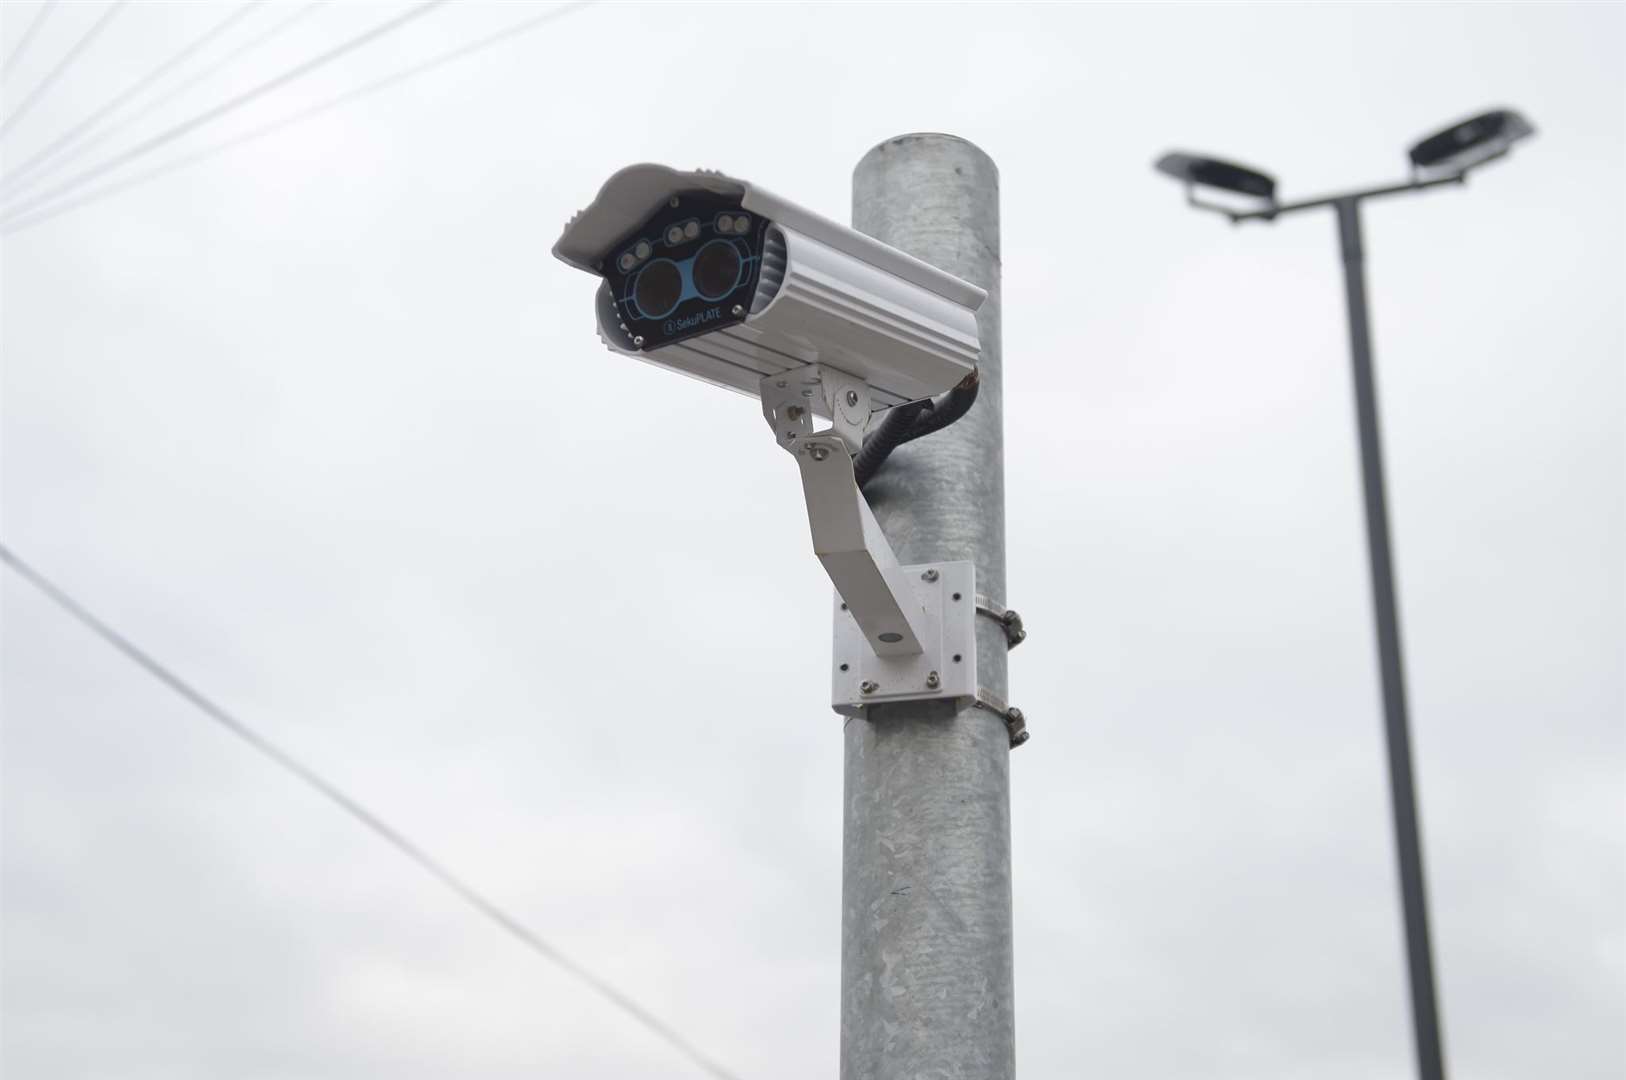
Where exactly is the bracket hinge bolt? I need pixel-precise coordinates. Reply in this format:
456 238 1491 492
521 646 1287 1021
926 671 940 689
860 680 879 695
921 568 939 582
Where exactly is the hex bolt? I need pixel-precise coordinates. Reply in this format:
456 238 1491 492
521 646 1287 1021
921 568 939 582
926 671 940 689
860 680 879 695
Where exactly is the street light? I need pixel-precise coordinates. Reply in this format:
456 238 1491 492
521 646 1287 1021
1409 108 1536 177
1153 107 1536 1080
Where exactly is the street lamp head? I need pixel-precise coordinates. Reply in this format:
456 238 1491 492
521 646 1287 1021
1154 151 1277 201
1408 107 1535 176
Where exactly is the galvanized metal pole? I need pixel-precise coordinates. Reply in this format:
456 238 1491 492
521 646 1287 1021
843 134 1012 1080
1335 197 1447 1080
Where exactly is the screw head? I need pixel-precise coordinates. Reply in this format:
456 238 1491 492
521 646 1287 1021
921 568 939 582
860 680 878 695
732 304 745 316
926 671 940 689
632 335 645 347
809 445 829 462
845 389 860 407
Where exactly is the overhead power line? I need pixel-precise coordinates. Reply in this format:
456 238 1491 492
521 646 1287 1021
2 1 595 235
0 543 745 1080
2 1 323 204
0 0 446 225
1 0 59 84
0 1 124 143
1 2 262 195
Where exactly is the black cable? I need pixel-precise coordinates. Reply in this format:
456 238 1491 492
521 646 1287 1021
854 369 980 488
0 0 447 226
3 2 325 204
3 1 595 236
900 369 979 443
1 0 59 84
851 399 928 488
0 542 746 1080
1 2 261 194
0 1 124 142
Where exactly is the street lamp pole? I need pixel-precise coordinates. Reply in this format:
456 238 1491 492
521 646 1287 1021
1153 108 1535 1080
1334 193 1445 1080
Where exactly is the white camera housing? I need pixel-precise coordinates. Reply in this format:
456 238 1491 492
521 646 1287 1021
552 164 984 412
553 165 989 717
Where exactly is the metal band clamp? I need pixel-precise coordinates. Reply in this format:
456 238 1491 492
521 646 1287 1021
974 688 1030 749
974 594 1027 649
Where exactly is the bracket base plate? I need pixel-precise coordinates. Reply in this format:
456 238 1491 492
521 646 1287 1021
831 560 977 717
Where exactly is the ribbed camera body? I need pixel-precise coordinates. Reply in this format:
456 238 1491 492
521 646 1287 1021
555 165 984 412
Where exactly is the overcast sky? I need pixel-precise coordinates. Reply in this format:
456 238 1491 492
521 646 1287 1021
2 2 1622 1078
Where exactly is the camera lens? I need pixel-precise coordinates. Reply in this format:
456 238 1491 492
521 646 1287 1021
633 259 682 319
691 240 741 301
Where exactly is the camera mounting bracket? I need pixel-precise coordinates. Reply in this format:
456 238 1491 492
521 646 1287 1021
760 365 978 712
